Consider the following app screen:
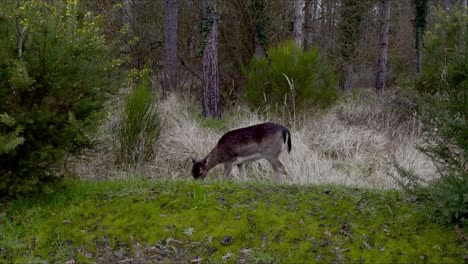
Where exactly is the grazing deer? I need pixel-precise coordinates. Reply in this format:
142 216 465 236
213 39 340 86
191 122 292 181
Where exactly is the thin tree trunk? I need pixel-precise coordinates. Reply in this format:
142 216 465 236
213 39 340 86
304 0 316 49
293 0 304 47
413 0 429 75
163 0 178 94
122 0 135 29
415 46 422 74
202 0 220 118
254 34 264 57
443 0 450 10
375 0 391 90
250 0 267 57
16 25 27 60
340 64 353 92
461 0 467 51
329 0 336 43
320 0 325 47
338 0 366 91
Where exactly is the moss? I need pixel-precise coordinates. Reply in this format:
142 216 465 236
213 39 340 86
0 179 466 263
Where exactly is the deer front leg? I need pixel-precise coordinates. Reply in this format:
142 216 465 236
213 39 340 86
224 162 233 178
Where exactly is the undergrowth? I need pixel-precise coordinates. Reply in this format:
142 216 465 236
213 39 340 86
1 179 466 263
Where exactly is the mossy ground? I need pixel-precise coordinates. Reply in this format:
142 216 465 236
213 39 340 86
1 179 466 263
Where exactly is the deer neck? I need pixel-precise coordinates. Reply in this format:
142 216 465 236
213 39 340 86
204 148 221 171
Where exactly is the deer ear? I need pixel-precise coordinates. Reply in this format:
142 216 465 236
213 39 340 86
191 158 197 164
202 159 207 165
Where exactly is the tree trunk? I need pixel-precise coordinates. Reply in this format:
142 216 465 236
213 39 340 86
254 34 264 57
304 0 316 49
338 0 366 91
293 0 304 47
443 0 450 10
202 0 220 118
249 0 267 57
416 46 422 74
413 0 430 75
320 0 325 47
339 64 353 92
461 0 467 51
122 0 135 27
375 0 391 91
163 0 178 94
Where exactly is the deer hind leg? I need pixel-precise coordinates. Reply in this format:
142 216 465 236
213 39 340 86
266 156 287 182
237 163 246 180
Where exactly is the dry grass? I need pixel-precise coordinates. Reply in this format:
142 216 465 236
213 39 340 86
72 89 437 189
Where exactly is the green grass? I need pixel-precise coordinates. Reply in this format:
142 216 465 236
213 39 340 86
0 179 466 263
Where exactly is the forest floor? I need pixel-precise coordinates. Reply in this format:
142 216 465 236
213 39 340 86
1 179 467 263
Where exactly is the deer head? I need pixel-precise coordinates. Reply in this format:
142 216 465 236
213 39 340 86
191 158 208 180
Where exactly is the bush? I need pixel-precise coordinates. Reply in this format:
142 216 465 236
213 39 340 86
0 1 122 196
114 70 162 166
416 7 467 94
406 7 467 225
243 41 337 113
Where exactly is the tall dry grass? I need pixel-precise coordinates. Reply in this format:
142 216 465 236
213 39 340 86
72 89 436 189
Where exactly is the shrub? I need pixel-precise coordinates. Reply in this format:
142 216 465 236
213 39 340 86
403 7 467 225
243 41 337 113
114 70 162 166
0 114 24 155
0 1 122 196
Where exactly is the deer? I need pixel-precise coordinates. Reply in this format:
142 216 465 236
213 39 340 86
191 122 292 182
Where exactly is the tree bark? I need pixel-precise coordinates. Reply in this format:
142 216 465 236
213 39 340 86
413 0 430 75
375 0 391 91
202 0 220 118
163 0 178 94
293 0 304 47
443 0 450 10
338 0 366 91
340 64 353 92
304 0 316 49
249 0 267 57
460 0 467 51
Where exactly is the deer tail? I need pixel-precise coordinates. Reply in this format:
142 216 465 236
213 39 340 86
282 129 292 153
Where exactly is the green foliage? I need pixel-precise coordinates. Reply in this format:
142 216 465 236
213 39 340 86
0 179 464 263
0 114 24 155
115 70 162 165
0 0 122 196
416 7 467 94
413 8 468 225
243 41 337 112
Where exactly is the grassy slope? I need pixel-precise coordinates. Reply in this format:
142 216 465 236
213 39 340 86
0 179 465 263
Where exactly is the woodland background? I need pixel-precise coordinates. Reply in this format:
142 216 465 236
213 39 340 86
0 0 467 262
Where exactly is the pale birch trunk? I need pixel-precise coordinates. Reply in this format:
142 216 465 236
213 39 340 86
163 0 178 94
293 0 304 47
202 0 220 118
375 0 391 90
